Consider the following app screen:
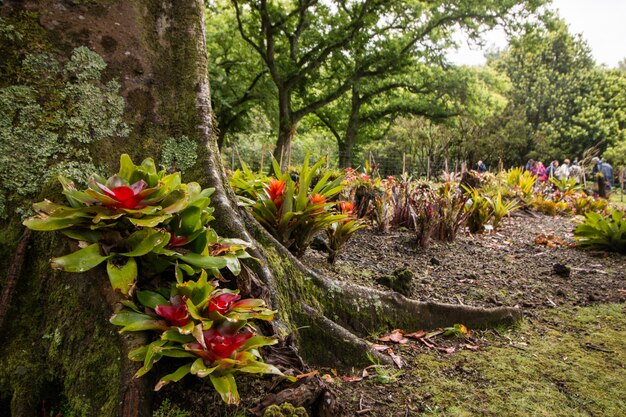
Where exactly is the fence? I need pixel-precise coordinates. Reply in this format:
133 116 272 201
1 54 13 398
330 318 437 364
221 144 480 180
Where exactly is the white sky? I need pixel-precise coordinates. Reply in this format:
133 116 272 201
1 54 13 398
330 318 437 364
447 0 626 67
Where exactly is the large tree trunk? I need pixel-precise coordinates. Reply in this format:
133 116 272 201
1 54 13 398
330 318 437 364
273 90 297 168
0 1 522 416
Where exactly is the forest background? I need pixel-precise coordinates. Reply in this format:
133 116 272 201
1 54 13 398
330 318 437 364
208 0 626 178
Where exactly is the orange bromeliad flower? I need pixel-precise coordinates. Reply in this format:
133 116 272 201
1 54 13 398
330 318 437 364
266 179 286 206
309 193 326 213
340 201 355 215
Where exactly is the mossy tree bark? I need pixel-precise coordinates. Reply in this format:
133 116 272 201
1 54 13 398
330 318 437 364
0 1 520 416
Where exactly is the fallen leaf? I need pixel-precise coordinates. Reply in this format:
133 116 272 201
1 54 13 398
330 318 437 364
337 375 363 382
387 348 404 369
437 346 456 354
420 338 437 349
405 330 427 339
362 369 369 378
295 370 318 379
379 329 408 343
534 233 567 247
425 329 444 339
463 344 480 351
321 374 334 383
371 343 388 351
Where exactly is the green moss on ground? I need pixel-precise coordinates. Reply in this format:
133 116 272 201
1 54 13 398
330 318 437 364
403 304 626 416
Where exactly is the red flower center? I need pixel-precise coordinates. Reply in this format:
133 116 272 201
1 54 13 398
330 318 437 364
208 293 241 315
155 303 190 327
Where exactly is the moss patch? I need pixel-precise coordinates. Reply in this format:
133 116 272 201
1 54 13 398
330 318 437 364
383 304 626 416
0 232 122 416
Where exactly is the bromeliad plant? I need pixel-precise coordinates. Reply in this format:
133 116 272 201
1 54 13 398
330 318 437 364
489 192 520 229
233 155 345 257
24 155 289 404
574 209 626 253
110 270 291 404
463 186 493 234
436 182 468 242
24 155 251 294
326 201 366 264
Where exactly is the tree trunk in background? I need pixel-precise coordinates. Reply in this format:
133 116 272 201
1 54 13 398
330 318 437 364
273 90 297 168
0 1 524 416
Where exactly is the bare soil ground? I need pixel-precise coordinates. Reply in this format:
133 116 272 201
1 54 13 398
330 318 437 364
303 213 626 312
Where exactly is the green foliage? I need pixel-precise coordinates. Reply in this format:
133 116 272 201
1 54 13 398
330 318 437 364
463 187 493 234
574 210 626 253
263 403 309 417
496 19 626 160
153 399 190 417
549 176 580 194
490 192 520 229
0 46 128 217
160 136 198 172
232 155 346 257
24 155 250 293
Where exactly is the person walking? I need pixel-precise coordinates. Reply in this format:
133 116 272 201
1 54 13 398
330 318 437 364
591 157 614 190
556 159 570 180
546 160 559 179
536 161 547 182
569 160 583 184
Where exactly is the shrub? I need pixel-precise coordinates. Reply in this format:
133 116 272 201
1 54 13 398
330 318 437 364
490 192 520 229
574 210 626 253
436 182 468 241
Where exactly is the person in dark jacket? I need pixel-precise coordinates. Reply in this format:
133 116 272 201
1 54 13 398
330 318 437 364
591 157 614 190
477 160 487 173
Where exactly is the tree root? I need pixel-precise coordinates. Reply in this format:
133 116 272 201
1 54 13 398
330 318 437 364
250 376 344 417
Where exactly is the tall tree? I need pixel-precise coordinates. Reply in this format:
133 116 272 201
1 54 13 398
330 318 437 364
497 19 626 160
315 64 465 167
1 1 519 415
206 0 275 149
232 0 547 166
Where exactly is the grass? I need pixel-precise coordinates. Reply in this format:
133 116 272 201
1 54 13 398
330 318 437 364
609 190 626 208
376 304 626 417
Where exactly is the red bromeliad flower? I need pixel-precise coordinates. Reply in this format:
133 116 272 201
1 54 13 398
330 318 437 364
155 296 190 327
168 232 189 247
208 293 241 315
186 328 253 363
267 179 286 207
340 201 355 215
97 180 148 209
